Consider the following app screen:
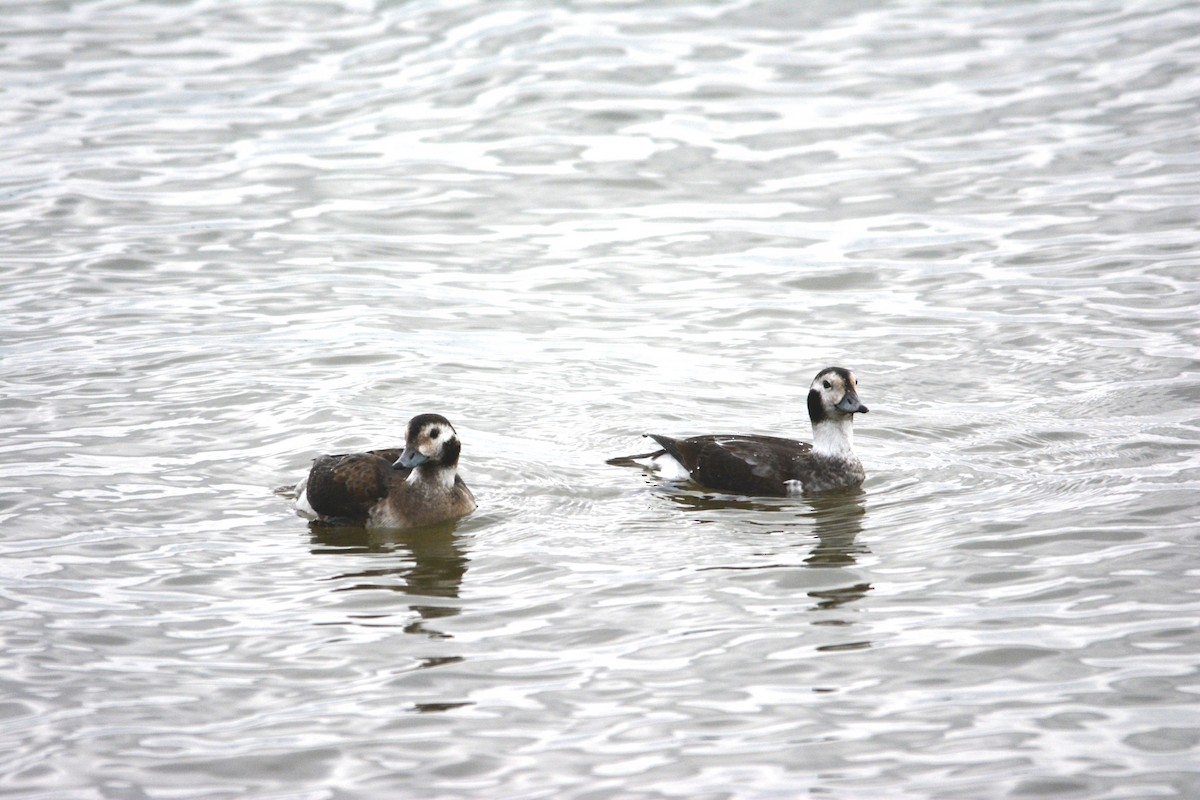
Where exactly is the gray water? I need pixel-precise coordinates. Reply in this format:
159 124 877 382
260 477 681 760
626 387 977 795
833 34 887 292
3 0 1199 797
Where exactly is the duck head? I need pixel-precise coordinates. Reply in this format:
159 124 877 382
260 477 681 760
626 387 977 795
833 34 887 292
395 413 462 470
807 367 869 425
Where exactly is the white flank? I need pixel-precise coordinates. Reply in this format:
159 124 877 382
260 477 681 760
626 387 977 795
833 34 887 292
293 476 315 515
649 452 692 481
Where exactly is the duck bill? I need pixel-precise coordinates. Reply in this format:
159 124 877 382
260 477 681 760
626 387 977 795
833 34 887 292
395 447 429 469
836 393 869 414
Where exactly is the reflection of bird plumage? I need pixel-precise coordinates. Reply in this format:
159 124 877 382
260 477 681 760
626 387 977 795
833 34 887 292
608 367 869 496
296 413 476 529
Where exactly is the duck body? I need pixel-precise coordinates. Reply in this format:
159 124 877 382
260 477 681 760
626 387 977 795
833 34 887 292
645 433 863 497
298 414 476 529
609 367 869 497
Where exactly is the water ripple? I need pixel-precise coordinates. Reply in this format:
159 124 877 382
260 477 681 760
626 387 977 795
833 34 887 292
2 0 1200 797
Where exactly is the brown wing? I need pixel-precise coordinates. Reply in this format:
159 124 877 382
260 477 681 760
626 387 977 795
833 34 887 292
305 449 406 520
649 434 812 497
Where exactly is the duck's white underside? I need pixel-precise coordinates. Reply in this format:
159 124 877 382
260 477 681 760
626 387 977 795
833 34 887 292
646 452 691 481
292 476 315 515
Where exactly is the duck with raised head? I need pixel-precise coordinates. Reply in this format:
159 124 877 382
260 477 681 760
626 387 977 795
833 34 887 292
296 413 476 528
608 367 869 497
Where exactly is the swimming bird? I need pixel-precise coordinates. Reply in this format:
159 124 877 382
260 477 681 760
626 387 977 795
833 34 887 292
607 367 869 496
295 413 476 528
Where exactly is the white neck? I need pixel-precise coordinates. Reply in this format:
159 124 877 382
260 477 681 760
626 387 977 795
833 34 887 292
406 464 457 490
812 417 855 458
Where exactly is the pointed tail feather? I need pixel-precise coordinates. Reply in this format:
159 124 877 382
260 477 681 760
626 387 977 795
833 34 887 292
605 448 665 467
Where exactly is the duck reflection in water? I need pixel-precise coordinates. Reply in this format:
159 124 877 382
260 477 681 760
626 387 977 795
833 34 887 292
679 487 872 629
309 518 468 643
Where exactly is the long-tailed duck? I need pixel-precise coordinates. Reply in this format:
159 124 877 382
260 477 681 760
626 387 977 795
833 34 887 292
295 413 476 528
608 367 869 496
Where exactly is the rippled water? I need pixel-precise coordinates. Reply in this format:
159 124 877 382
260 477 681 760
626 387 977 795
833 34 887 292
3 0 1199 797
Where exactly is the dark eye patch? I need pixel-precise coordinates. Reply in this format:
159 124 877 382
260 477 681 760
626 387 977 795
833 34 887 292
822 380 831 389
429 427 441 439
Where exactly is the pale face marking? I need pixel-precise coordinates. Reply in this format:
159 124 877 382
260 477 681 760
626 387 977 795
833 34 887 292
810 370 860 413
417 423 455 459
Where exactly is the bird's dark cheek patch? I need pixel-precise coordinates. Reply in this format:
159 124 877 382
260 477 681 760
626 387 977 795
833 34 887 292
807 389 827 424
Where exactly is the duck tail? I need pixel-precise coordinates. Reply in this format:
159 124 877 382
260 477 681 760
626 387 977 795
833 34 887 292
605 439 666 467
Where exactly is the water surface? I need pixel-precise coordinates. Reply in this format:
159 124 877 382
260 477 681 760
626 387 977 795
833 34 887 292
2 0 1199 798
